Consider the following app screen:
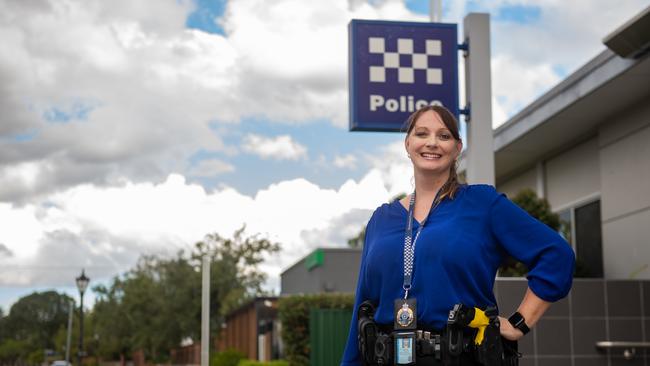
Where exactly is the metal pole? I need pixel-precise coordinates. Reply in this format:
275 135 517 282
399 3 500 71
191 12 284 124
201 255 210 366
78 292 84 366
65 300 73 366
463 13 495 185
430 0 442 22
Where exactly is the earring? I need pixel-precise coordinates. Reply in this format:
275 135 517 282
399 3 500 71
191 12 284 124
407 153 411 159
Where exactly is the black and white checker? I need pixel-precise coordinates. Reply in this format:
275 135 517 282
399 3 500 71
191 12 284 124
368 37 443 85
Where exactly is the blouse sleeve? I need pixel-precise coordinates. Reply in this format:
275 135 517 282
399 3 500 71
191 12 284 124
489 190 576 302
340 211 377 366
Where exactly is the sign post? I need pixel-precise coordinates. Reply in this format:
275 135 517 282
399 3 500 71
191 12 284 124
463 13 494 185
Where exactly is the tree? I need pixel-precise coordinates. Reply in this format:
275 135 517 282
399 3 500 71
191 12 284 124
0 291 73 365
91 227 280 363
4 291 73 349
498 188 562 277
0 339 30 366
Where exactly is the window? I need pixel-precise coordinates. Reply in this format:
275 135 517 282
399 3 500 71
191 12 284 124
557 199 604 278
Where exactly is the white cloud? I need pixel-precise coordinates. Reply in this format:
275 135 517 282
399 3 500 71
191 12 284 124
491 54 561 125
0 0 431 202
187 158 235 177
480 0 648 124
364 140 413 198
242 134 308 160
0 169 400 289
333 154 358 169
0 133 414 292
2 0 646 202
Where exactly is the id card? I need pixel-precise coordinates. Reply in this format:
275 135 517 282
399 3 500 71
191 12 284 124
394 332 416 365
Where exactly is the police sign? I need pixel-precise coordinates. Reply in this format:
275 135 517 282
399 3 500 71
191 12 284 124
349 19 459 131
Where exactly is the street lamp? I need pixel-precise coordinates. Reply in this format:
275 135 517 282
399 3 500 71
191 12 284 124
76 269 90 366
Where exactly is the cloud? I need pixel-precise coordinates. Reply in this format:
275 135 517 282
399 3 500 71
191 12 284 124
0 133 412 289
187 158 235 177
0 243 13 258
333 154 358 169
490 54 561 124
363 140 413 198
0 168 403 288
479 0 649 124
0 0 429 203
242 134 308 161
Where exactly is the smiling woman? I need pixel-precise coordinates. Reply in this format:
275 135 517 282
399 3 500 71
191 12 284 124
341 105 575 366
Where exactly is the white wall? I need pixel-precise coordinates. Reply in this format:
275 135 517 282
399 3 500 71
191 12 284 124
599 101 650 279
497 166 537 199
545 137 601 210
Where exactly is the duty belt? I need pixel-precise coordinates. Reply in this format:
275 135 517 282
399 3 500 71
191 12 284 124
357 301 520 366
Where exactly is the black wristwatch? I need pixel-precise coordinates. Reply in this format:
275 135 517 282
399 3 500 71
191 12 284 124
508 312 530 335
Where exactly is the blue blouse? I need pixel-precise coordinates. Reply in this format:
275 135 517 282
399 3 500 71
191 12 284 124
340 184 575 365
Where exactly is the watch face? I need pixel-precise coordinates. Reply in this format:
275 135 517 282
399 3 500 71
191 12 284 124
509 312 524 327
509 312 530 334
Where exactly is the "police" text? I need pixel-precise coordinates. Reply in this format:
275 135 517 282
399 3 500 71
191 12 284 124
370 95 442 113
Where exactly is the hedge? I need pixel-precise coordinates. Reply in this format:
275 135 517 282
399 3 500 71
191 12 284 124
237 360 289 366
278 293 355 366
211 349 246 366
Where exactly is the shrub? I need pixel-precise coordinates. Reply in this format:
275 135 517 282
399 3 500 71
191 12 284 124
237 360 289 366
211 349 246 366
278 293 354 366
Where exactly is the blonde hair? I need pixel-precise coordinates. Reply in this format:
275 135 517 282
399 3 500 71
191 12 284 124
403 105 462 202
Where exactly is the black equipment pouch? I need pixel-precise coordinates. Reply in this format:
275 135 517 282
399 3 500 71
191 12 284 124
501 338 520 366
358 301 378 366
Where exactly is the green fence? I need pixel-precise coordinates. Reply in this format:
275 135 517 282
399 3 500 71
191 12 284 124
309 308 353 366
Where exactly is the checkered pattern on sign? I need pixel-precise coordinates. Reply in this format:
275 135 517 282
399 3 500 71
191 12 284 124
368 37 443 85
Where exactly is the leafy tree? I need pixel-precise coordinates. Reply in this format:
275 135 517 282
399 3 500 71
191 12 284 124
498 188 562 277
4 291 73 349
91 227 280 363
347 227 365 248
0 339 31 365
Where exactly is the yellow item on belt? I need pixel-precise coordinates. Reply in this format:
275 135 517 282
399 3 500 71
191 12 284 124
468 307 490 345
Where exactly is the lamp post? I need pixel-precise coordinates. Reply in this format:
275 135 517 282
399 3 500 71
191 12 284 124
76 269 90 366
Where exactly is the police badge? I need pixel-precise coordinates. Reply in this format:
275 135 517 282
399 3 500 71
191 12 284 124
394 298 417 330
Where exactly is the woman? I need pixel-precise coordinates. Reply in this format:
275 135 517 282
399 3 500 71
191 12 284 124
341 105 575 365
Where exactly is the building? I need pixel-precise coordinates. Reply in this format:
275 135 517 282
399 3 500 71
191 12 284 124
216 297 280 361
487 8 650 280
281 248 362 295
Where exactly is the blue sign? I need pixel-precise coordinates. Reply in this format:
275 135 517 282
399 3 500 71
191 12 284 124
349 19 459 132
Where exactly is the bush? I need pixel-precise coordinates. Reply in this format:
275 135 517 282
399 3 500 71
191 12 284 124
237 360 289 366
211 349 246 366
278 293 354 366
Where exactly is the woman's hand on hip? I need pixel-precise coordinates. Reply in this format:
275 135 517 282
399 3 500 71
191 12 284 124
498 316 524 341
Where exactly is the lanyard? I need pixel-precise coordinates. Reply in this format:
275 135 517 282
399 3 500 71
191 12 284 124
403 187 445 299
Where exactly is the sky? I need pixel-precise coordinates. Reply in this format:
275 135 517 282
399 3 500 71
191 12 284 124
1 0 648 313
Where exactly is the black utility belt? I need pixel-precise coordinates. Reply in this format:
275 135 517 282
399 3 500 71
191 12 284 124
357 301 520 366
370 326 473 365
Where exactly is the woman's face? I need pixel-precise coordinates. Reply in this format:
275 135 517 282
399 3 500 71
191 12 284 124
405 110 462 174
